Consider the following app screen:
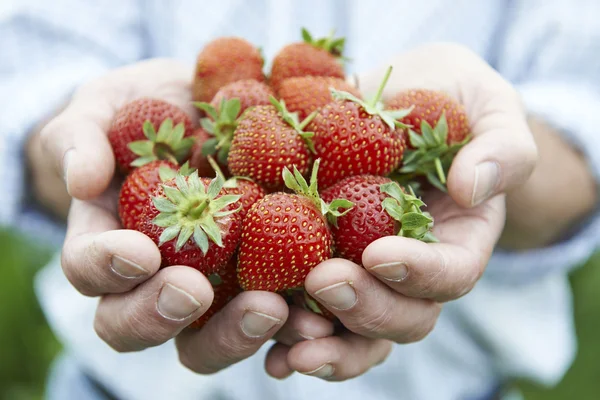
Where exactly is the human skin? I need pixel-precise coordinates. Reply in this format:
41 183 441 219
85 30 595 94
28 43 596 381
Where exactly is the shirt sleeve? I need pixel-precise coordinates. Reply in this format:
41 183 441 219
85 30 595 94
484 0 600 285
0 2 145 243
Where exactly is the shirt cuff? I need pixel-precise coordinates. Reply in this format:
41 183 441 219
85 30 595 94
484 81 600 285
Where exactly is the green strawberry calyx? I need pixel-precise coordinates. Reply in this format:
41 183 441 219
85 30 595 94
330 66 414 131
193 98 242 166
128 118 194 168
157 161 195 182
270 96 318 154
282 158 354 224
398 113 471 192
301 27 345 58
206 154 256 191
379 182 437 243
151 171 241 255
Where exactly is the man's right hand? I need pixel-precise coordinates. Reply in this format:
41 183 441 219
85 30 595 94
40 58 334 374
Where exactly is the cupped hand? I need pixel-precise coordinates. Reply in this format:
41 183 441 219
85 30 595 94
42 59 334 374
264 43 537 381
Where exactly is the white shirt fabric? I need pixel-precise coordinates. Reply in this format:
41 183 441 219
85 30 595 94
1 0 599 399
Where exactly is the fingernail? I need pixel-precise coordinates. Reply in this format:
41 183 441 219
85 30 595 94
110 255 148 279
63 149 75 195
302 363 334 378
471 161 500 206
314 282 357 310
369 262 408 282
241 311 280 337
157 283 202 321
297 331 316 340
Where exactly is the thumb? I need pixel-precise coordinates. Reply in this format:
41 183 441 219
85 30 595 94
447 89 538 208
40 95 116 201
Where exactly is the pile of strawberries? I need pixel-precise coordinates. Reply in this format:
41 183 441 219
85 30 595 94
111 29 471 327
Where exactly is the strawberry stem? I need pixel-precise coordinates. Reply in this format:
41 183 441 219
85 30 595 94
434 158 447 184
370 66 393 108
207 155 226 180
189 199 209 219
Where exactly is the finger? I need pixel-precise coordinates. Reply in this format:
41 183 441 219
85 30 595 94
176 291 288 374
362 194 505 301
40 59 196 201
356 43 538 207
448 91 538 207
61 199 161 296
94 266 213 352
287 332 392 381
305 259 440 343
265 343 294 380
40 98 116 200
273 306 335 346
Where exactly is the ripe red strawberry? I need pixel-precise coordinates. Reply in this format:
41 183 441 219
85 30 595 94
227 97 315 191
237 160 352 292
278 76 362 120
206 155 267 221
189 258 241 329
385 89 471 190
308 66 411 189
108 98 194 174
137 172 242 275
118 160 195 230
192 37 265 103
322 175 435 265
224 177 267 221
270 28 345 93
192 88 270 170
211 79 274 113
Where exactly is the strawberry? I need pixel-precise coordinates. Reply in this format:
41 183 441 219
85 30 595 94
322 175 436 265
270 28 345 93
308 66 411 189
211 79 274 113
189 257 241 329
237 160 352 292
278 76 362 120
192 84 272 171
192 37 265 103
227 97 316 191
224 177 267 222
207 155 267 222
137 172 242 275
385 89 471 191
118 160 194 230
108 98 194 174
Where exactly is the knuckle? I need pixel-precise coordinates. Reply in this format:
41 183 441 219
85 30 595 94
177 343 215 374
352 304 394 339
93 310 130 352
39 118 59 147
397 303 440 343
214 330 251 359
412 250 448 298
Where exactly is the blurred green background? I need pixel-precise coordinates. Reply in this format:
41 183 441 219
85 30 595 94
0 228 598 400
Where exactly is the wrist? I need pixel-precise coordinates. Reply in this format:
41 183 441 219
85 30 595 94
499 116 597 250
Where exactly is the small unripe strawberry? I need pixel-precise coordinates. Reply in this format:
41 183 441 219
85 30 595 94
192 37 265 103
270 28 345 93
